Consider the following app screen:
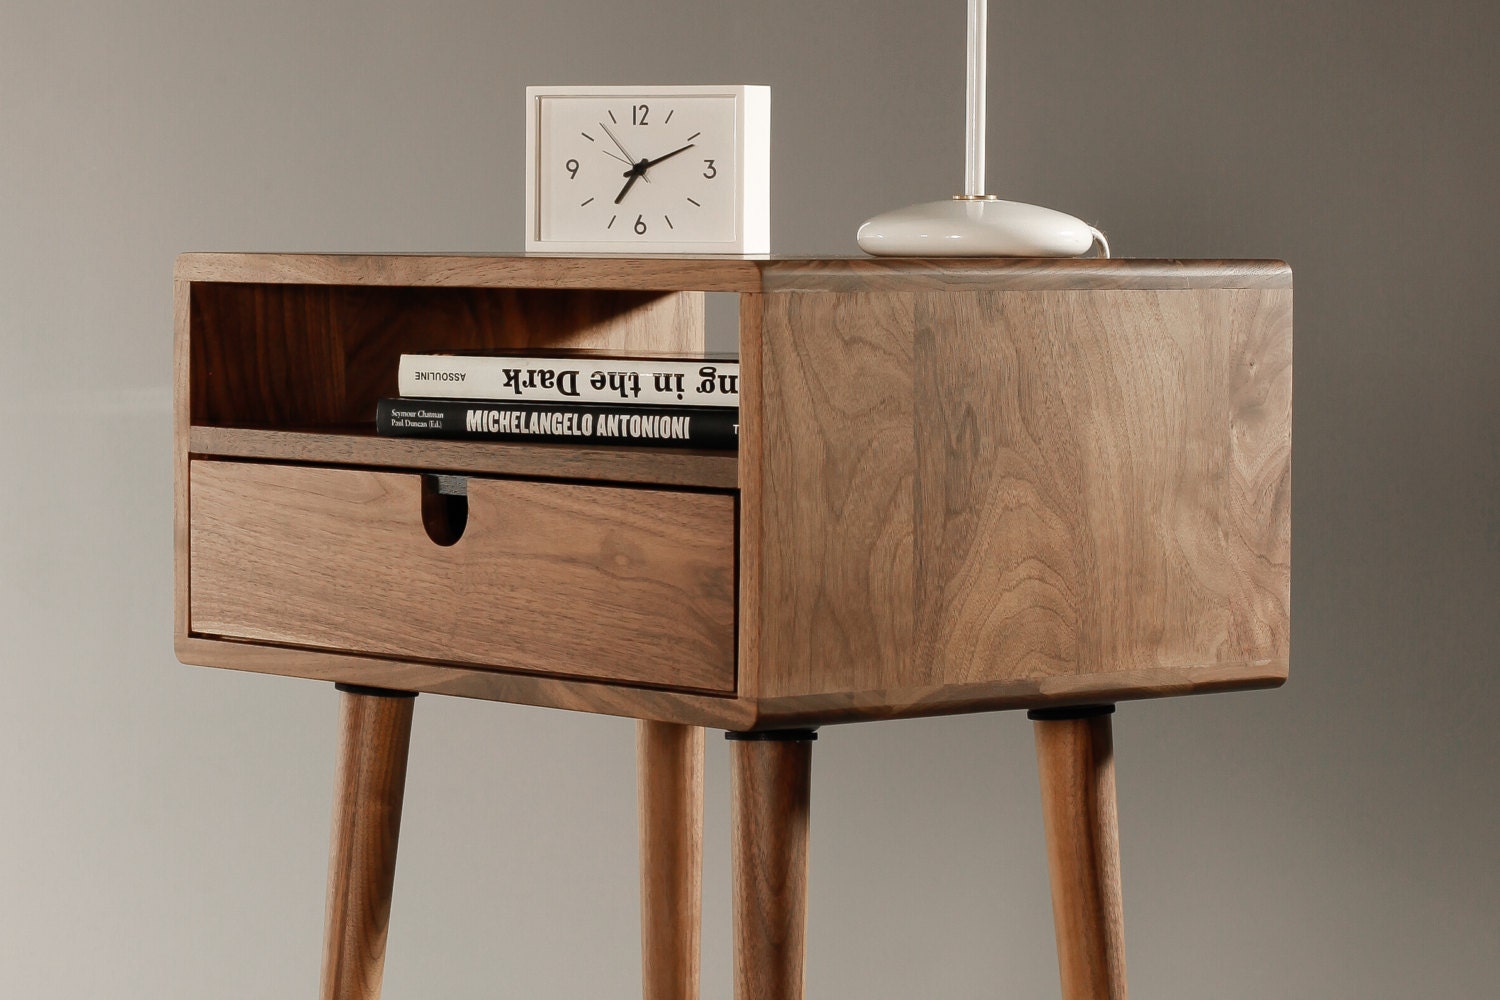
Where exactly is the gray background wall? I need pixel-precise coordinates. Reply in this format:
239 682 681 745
2 1 1496 997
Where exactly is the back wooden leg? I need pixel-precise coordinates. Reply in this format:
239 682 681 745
728 729 816 1000
320 685 417 1000
1030 705 1127 1000
637 721 705 1000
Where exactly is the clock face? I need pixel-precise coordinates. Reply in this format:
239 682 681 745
526 86 769 253
539 95 737 244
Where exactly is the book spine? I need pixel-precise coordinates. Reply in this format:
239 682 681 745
398 354 740 407
376 398 738 450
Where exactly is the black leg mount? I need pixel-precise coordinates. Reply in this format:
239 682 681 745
1026 704 1115 722
725 728 819 742
334 683 418 699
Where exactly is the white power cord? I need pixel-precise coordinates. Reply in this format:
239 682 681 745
1089 226 1111 259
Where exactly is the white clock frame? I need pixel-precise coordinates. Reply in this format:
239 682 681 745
525 84 770 254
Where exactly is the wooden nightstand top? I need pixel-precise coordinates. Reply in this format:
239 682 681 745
175 251 1291 293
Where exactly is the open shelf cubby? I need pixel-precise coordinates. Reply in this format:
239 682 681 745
184 279 734 488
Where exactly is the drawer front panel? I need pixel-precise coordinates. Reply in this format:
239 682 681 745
189 461 736 692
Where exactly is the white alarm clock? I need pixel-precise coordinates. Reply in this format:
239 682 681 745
525 85 770 254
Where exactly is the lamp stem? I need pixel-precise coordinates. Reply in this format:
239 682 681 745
965 0 987 197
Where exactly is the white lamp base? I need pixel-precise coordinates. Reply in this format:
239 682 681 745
857 197 1104 257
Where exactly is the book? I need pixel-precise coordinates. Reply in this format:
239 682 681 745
376 398 738 450
397 351 740 407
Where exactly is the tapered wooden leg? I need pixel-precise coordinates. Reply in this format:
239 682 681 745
320 685 416 1000
1030 705 1127 1000
729 730 816 1000
638 721 705 1000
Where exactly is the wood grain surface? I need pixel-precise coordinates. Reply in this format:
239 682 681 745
175 252 1290 294
189 426 737 490
735 292 766 701
188 282 702 428
750 286 1291 713
638 722 705 1000
175 635 755 729
731 738 813 1000
320 689 415 1000
173 276 192 641
1034 714 1127 1000
189 461 736 692
745 663 1284 729
175 252 771 292
757 257 1291 293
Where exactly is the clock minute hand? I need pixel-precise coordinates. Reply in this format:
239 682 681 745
638 143 696 175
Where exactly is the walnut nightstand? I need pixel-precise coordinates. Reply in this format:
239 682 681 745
174 253 1292 1000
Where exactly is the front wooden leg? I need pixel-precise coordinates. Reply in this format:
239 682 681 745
728 729 817 1000
637 721 705 1000
1030 706 1127 1000
320 685 416 1000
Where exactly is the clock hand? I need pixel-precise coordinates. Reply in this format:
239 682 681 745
600 147 634 168
610 141 695 205
614 162 647 205
600 121 649 182
636 143 696 175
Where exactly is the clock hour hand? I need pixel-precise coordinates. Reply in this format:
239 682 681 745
614 163 646 205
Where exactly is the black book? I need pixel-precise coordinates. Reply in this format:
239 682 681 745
376 398 738 450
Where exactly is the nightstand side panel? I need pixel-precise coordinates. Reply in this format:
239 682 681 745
754 284 1292 715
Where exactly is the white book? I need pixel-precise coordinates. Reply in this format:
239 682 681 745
397 353 739 407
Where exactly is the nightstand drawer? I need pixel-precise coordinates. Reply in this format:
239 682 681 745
188 460 736 693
